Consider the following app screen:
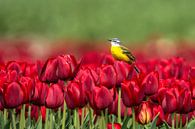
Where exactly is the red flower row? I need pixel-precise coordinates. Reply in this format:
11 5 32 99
0 52 195 127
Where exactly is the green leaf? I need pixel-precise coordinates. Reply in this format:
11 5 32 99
82 112 89 129
150 113 159 129
35 117 42 129
187 119 195 129
4 120 11 129
163 121 170 129
122 116 131 129
0 112 4 129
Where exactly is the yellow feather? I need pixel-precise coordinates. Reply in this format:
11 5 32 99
111 46 130 62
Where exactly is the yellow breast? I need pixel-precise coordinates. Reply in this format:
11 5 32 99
111 46 130 62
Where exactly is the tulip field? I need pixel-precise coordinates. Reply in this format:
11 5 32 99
1 40 195 129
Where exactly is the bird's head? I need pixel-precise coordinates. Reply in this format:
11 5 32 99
108 38 121 46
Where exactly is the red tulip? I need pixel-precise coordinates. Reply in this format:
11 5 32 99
113 61 132 85
189 67 195 99
136 101 153 125
40 57 58 82
121 80 145 107
31 105 46 122
88 86 113 110
24 61 43 77
161 89 177 113
65 81 87 109
142 71 159 96
3 82 24 108
107 123 121 129
0 91 4 110
19 76 35 103
0 70 7 87
57 55 77 80
176 88 192 113
6 61 26 75
101 54 115 65
40 54 77 82
46 84 64 109
31 79 49 106
79 53 114 68
165 113 187 127
108 89 132 117
75 68 98 89
151 104 165 126
99 65 116 89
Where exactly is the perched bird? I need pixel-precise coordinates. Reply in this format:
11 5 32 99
108 38 140 73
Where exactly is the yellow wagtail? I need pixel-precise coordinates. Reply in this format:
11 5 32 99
108 38 140 73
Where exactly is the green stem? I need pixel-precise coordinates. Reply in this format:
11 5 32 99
179 115 183 129
105 109 108 124
89 108 93 129
3 109 7 127
175 114 178 129
111 115 115 129
185 114 188 129
19 105 26 129
117 88 121 123
132 107 136 129
73 109 77 129
81 108 85 127
77 109 80 129
11 109 17 129
124 107 128 120
62 102 66 129
45 108 49 129
49 110 53 129
171 113 175 129
101 111 106 129
58 108 61 121
27 105 31 127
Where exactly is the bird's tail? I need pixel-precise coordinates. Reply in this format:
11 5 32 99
134 65 140 74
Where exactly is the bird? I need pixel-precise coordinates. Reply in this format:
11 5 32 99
108 38 140 73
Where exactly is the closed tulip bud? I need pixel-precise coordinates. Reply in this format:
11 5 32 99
101 54 115 65
142 71 159 96
19 76 35 103
177 89 192 113
136 101 153 125
114 61 132 85
161 90 177 113
6 61 25 75
99 65 116 89
24 61 43 77
107 123 121 129
88 86 113 110
3 82 24 108
40 55 77 82
65 81 87 109
152 104 165 126
31 79 49 106
46 84 64 109
57 55 77 80
121 80 145 107
0 70 7 87
75 68 97 91
190 67 195 84
40 57 58 82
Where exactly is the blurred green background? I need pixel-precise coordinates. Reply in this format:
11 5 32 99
0 0 195 42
